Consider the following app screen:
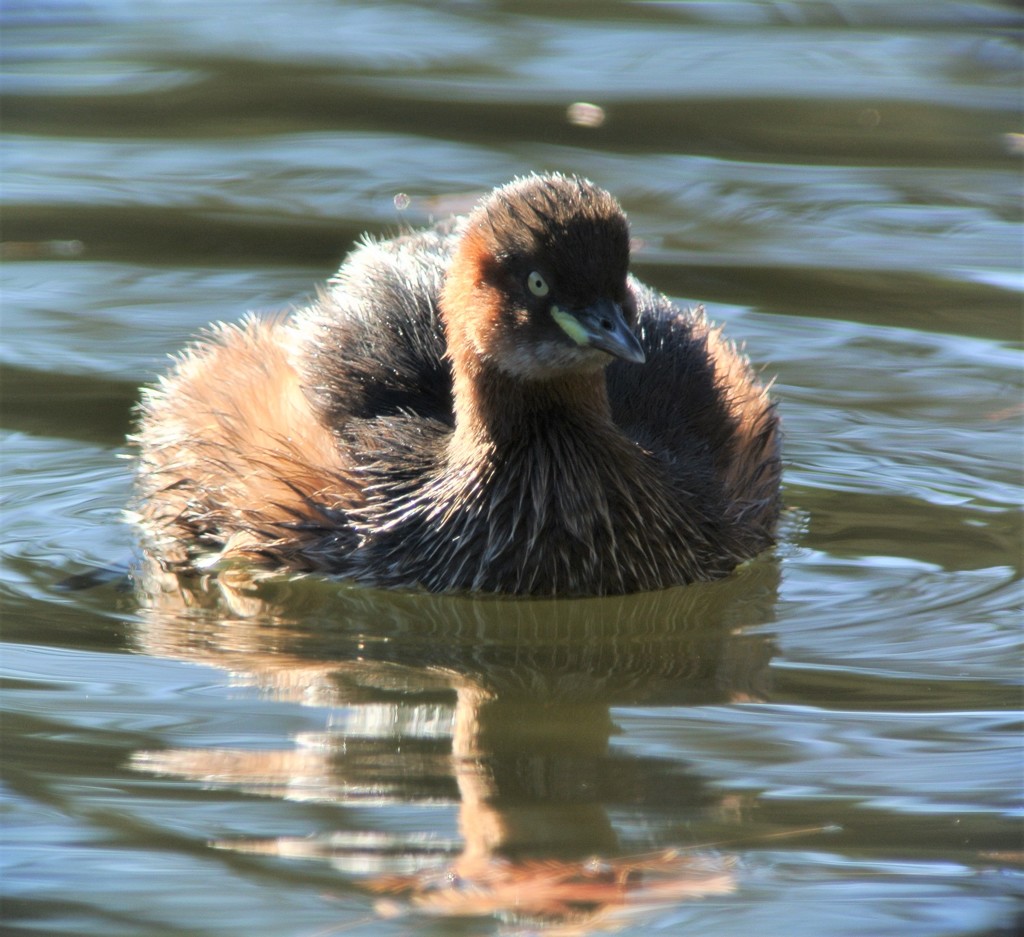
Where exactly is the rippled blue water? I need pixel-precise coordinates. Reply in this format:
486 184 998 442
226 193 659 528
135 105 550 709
2 2 1022 935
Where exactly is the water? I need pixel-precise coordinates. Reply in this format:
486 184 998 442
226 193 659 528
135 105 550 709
2 1 1022 935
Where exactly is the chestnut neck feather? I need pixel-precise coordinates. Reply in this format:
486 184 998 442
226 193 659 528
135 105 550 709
448 351 615 458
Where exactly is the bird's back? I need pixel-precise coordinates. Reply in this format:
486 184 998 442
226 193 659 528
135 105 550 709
296 224 457 434
608 280 780 546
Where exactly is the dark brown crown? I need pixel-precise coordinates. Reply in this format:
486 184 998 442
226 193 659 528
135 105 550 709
471 174 630 304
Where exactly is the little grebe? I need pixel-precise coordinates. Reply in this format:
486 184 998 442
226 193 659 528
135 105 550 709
134 174 780 595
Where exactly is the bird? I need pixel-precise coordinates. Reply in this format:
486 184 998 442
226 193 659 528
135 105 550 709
132 173 781 596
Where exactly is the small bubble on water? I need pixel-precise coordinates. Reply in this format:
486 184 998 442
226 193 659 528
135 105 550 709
567 101 606 128
1002 133 1024 156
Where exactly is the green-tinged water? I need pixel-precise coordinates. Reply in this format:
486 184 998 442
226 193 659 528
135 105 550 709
2 2 1022 935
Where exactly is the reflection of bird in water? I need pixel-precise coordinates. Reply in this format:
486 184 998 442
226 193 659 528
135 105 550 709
366 847 736 930
130 563 781 931
133 174 780 595
133 557 778 705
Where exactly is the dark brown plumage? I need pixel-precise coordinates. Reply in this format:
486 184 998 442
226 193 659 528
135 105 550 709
133 174 781 595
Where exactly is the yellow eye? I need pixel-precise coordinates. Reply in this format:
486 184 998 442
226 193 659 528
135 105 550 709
527 271 549 297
